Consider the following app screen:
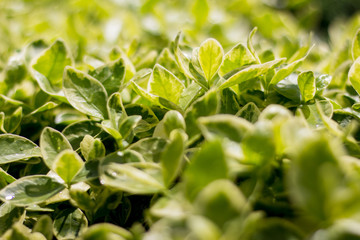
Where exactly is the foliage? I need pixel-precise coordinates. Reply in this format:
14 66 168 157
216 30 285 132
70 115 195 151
1 0 360 239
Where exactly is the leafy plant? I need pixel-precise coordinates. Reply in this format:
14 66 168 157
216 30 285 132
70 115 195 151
1 0 360 239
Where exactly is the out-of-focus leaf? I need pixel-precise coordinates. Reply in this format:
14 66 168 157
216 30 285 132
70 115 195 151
154 110 186 138
352 29 360 60
349 57 360 95
184 140 228 200
192 0 209 28
33 215 53 240
31 40 73 101
236 102 261 123
79 223 132 240
287 135 356 222
248 218 304 240
161 129 187 186
0 203 25 236
194 179 246 228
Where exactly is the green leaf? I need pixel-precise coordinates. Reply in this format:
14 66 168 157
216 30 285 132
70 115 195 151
119 115 142 141
248 218 304 240
171 32 193 80
198 114 252 142
0 167 16 189
0 134 41 164
107 92 127 130
192 0 209 28
125 104 159 136
161 130 187 186
100 120 122 142
298 71 315 102
273 73 301 103
247 27 260 63
0 203 25 236
315 74 332 93
270 47 312 86
156 48 185 80
352 29 360 60
148 64 185 104
63 66 108 119
185 90 220 139
178 82 204 110
40 127 72 169
236 102 261 123
220 88 241 114
241 121 276 166
128 137 167 162
0 113 5 133
348 57 360 95
198 38 224 85
100 161 165 194
53 208 88 240
287 135 347 222
190 48 209 90
80 135 105 161
0 94 24 115
185 140 228 200
312 220 360 240
29 102 59 115
3 107 22 133
194 179 246 228
218 58 285 90
62 120 103 150
2 222 47 240
71 160 100 184
31 39 73 101
298 100 333 128
89 58 125 95
53 150 84 185
33 215 53 240
0 175 65 206
219 43 256 76
154 110 186 138
79 223 132 240
131 81 183 112
69 183 96 211
24 39 48 66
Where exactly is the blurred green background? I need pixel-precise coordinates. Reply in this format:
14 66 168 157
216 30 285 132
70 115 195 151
1 0 360 68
